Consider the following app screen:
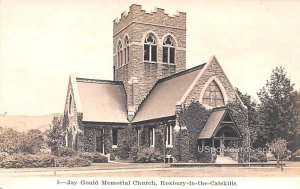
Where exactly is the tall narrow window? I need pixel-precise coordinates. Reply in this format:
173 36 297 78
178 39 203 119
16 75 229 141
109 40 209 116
124 36 129 64
117 40 123 68
163 36 175 64
96 129 104 153
166 125 173 146
149 128 155 147
144 34 157 62
202 81 225 107
112 129 118 147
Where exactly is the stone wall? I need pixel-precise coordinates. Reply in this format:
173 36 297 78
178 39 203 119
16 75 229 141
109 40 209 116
82 122 126 155
62 78 84 151
133 119 176 157
185 57 237 105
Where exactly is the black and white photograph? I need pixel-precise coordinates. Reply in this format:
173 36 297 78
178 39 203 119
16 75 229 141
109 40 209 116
0 0 300 188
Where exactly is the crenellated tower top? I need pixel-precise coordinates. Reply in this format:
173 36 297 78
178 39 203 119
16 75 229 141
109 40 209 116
113 4 186 36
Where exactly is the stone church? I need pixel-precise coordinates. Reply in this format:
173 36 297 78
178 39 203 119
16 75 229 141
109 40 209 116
63 4 247 162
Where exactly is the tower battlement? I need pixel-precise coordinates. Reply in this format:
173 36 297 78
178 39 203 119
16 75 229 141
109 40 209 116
113 4 186 35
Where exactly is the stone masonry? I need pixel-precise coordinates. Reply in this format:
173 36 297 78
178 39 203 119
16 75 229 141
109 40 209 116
113 4 187 117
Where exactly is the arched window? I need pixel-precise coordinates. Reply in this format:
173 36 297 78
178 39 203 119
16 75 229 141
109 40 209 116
202 81 225 107
117 40 123 67
163 36 175 63
144 34 157 62
124 36 129 64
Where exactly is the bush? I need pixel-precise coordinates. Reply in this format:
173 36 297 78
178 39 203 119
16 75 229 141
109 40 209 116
0 152 9 162
245 150 267 162
133 148 163 163
56 156 91 167
58 147 76 157
293 149 300 157
77 152 108 163
0 153 94 168
0 154 54 168
196 151 216 163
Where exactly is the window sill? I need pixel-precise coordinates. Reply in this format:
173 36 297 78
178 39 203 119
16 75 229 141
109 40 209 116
166 145 173 148
144 61 176 65
116 63 129 69
112 145 118 149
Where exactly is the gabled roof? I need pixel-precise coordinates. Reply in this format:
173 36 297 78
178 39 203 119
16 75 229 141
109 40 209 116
76 78 128 123
198 108 241 139
133 64 206 123
198 108 226 139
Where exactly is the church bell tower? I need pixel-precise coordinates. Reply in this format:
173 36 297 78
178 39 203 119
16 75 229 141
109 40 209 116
113 4 187 118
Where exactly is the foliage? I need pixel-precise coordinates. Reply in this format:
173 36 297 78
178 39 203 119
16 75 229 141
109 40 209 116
270 138 288 160
57 146 76 157
133 147 163 163
178 102 211 160
19 129 44 154
236 88 261 147
0 153 94 168
56 156 91 167
46 116 64 156
293 149 300 157
0 127 23 154
257 67 300 145
77 152 108 163
0 152 9 162
196 151 217 163
0 154 55 168
115 126 137 159
0 128 44 155
270 138 288 170
244 150 267 162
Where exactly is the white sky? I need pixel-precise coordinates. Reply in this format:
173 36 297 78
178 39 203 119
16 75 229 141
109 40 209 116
1 0 300 115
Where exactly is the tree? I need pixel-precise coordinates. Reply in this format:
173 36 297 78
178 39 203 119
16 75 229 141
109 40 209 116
270 138 288 171
258 67 300 146
236 88 261 147
0 127 22 154
19 129 44 154
46 116 64 156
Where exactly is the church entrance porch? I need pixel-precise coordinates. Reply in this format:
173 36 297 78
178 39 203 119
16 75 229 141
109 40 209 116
198 107 242 158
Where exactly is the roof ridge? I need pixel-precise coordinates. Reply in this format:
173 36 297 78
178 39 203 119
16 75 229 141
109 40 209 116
76 78 123 85
157 63 206 84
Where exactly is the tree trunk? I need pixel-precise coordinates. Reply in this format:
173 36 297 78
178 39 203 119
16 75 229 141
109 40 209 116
281 159 283 171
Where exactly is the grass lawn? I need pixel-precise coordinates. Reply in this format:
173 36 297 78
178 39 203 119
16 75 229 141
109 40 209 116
0 161 299 177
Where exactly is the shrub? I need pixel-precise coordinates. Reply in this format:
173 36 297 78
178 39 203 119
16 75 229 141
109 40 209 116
245 150 267 162
77 152 108 163
196 151 216 163
0 152 9 162
58 146 76 157
56 156 91 167
133 148 163 163
293 149 300 157
0 154 54 168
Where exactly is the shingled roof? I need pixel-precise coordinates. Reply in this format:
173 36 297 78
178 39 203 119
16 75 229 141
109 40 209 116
76 78 128 123
133 64 206 123
198 109 226 139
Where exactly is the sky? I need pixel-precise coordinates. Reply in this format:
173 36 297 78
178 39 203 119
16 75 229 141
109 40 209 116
1 0 300 115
